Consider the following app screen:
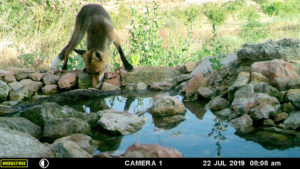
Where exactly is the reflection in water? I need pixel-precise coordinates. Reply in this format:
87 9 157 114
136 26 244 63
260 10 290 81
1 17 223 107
63 93 300 157
152 115 186 130
208 117 228 157
236 129 300 150
91 126 122 152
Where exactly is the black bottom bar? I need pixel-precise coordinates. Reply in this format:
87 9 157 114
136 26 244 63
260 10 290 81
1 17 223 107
0 158 298 169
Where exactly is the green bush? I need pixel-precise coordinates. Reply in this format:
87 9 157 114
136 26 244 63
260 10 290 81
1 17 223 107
203 3 227 26
239 21 269 42
261 0 300 17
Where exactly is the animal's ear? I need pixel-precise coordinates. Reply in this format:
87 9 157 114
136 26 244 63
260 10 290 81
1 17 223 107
74 49 86 55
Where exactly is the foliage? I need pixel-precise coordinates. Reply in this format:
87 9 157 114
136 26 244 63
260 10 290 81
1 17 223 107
239 21 269 43
203 3 227 26
260 0 300 17
0 0 300 70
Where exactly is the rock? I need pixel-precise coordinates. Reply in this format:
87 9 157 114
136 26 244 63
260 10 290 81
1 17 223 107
42 84 58 95
43 117 91 141
0 69 13 78
255 93 280 105
251 72 269 84
51 140 92 158
253 82 279 98
58 72 77 89
150 79 176 91
0 80 9 101
214 108 238 120
0 127 53 157
286 89 300 109
148 96 186 116
3 74 16 83
152 115 185 130
43 73 60 85
197 87 214 100
175 74 191 83
287 75 300 89
233 84 255 99
121 66 180 87
283 111 300 130
191 53 237 77
29 72 44 81
231 97 256 115
274 112 289 122
104 72 116 79
100 82 120 91
238 38 300 62
263 119 275 126
205 97 230 111
121 143 183 158
20 79 43 93
250 59 297 90
229 114 253 133
135 82 148 91
104 72 120 88
183 62 197 73
97 109 145 135
21 102 94 127
228 72 250 92
7 67 35 81
282 102 296 113
249 102 276 120
0 117 41 139
182 72 207 95
51 134 96 155
78 71 92 89
8 81 29 100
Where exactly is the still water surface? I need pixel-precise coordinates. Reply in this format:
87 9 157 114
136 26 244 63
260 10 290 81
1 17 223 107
70 93 300 157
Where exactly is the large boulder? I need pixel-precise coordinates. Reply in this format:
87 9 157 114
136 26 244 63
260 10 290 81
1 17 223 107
237 38 300 63
191 53 237 76
121 66 180 87
148 96 186 116
97 109 145 135
0 127 53 157
21 102 97 127
250 59 297 90
121 143 183 158
0 117 41 138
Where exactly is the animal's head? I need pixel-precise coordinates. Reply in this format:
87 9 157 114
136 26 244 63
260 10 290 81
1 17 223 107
74 49 107 88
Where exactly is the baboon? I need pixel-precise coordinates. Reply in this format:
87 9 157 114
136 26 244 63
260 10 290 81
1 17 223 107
51 4 134 88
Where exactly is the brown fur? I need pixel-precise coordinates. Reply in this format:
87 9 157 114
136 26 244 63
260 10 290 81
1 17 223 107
52 4 133 88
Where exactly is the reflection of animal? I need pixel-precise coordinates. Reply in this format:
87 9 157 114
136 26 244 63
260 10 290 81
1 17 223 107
51 4 133 88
